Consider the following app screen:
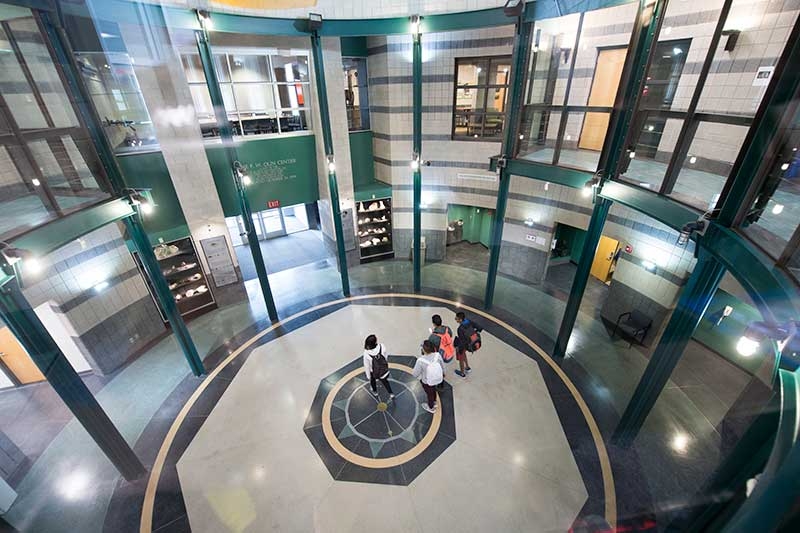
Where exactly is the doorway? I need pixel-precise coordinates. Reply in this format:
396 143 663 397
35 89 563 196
0 326 45 386
444 204 494 270
590 235 620 284
579 47 628 151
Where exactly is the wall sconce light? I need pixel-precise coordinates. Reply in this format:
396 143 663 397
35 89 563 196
772 203 785 215
504 0 525 17
583 175 600 202
308 12 323 31
721 29 741 52
124 187 155 215
410 14 422 36
233 161 251 186
327 154 336 174
0 242 41 275
196 9 212 30
676 218 707 246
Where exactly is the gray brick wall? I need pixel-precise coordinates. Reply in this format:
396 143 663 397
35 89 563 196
498 241 549 285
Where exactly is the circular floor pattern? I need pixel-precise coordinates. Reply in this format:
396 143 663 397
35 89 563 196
140 294 616 533
304 356 456 484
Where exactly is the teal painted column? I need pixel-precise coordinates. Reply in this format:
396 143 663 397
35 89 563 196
0 275 146 481
553 197 611 357
484 11 532 309
310 31 350 297
194 25 279 320
40 12 205 375
553 0 666 358
611 250 727 446
412 26 422 293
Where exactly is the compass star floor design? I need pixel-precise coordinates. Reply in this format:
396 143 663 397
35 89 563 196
303 356 456 484
174 304 591 532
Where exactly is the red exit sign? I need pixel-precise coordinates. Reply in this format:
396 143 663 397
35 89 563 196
267 200 280 209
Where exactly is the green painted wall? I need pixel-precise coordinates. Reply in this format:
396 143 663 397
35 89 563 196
448 204 493 246
350 131 376 188
341 36 369 57
206 135 319 216
117 151 190 244
554 223 586 263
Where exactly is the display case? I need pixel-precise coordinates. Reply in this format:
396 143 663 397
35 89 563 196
356 197 394 263
132 236 216 322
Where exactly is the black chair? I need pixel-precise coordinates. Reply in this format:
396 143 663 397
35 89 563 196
612 309 652 348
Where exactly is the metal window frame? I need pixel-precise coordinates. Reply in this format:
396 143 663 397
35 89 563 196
451 54 513 141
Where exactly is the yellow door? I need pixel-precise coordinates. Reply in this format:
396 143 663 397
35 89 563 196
579 47 628 151
0 327 45 384
590 236 620 283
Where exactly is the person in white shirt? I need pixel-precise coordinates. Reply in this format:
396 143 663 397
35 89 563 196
363 334 394 399
413 340 445 413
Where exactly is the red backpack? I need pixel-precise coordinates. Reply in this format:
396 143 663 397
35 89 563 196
433 327 455 362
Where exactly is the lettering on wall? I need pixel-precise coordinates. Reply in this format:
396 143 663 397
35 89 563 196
245 158 299 185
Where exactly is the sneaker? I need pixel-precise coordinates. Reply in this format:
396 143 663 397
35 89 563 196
421 403 436 413
455 370 466 378
466 367 472 374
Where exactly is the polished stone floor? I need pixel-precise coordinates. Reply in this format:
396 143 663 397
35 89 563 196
0 258 763 532
234 229 332 280
176 305 587 532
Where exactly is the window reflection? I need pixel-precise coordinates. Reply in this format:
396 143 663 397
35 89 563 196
453 56 510 140
343 56 370 131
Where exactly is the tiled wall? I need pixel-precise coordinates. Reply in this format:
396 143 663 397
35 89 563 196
118 21 239 271
22 224 165 375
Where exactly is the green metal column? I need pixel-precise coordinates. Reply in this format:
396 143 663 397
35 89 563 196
194 26 279 321
553 0 666 359
484 11 532 309
40 12 206 375
0 275 146 481
310 31 350 297
553 197 611 357
612 250 727 446
412 26 422 293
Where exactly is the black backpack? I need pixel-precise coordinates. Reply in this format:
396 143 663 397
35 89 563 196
372 346 389 377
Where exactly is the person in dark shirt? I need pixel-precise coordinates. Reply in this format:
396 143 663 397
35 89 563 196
454 311 481 378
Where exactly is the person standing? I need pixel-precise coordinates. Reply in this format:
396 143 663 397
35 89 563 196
454 311 482 378
428 314 454 391
413 340 445 413
363 334 394 399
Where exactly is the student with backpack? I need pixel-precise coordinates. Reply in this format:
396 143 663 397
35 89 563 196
413 340 445 413
363 334 394 399
428 314 454 390
454 311 482 378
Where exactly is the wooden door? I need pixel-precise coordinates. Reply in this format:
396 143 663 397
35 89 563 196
579 47 628 151
590 235 620 283
0 327 45 385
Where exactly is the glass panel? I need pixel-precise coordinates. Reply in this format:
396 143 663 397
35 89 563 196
486 87 508 113
0 25 47 129
189 84 214 122
567 2 638 106
670 121 749 210
526 13 581 106
75 52 158 153
274 82 309 109
343 56 369 131
181 54 206 83
556 111 603 172
271 54 310 83
741 118 800 259
456 59 489 86
233 83 276 117
640 38 692 111
697 0 798 116
619 116 684 190
518 109 561 161
278 109 308 132
455 87 486 114
228 54 271 82
488 58 511 86
0 143 57 240
482 114 504 140
453 113 484 139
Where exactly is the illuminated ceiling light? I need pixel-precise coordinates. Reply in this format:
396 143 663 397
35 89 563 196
647 124 654 132
780 162 790 171
772 203 785 215
473 134 479 138
629 150 636 159
672 47 683 55
689 156 697 164
736 335 760 357
31 178 41 186
519 134 524 140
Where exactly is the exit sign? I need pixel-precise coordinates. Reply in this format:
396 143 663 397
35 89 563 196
267 200 280 209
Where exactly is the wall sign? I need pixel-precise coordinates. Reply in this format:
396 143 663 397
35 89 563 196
268 200 280 209
200 236 239 287
752 66 774 86
625 244 633 254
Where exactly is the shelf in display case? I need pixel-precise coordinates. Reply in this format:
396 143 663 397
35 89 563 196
356 197 394 263
132 236 217 323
